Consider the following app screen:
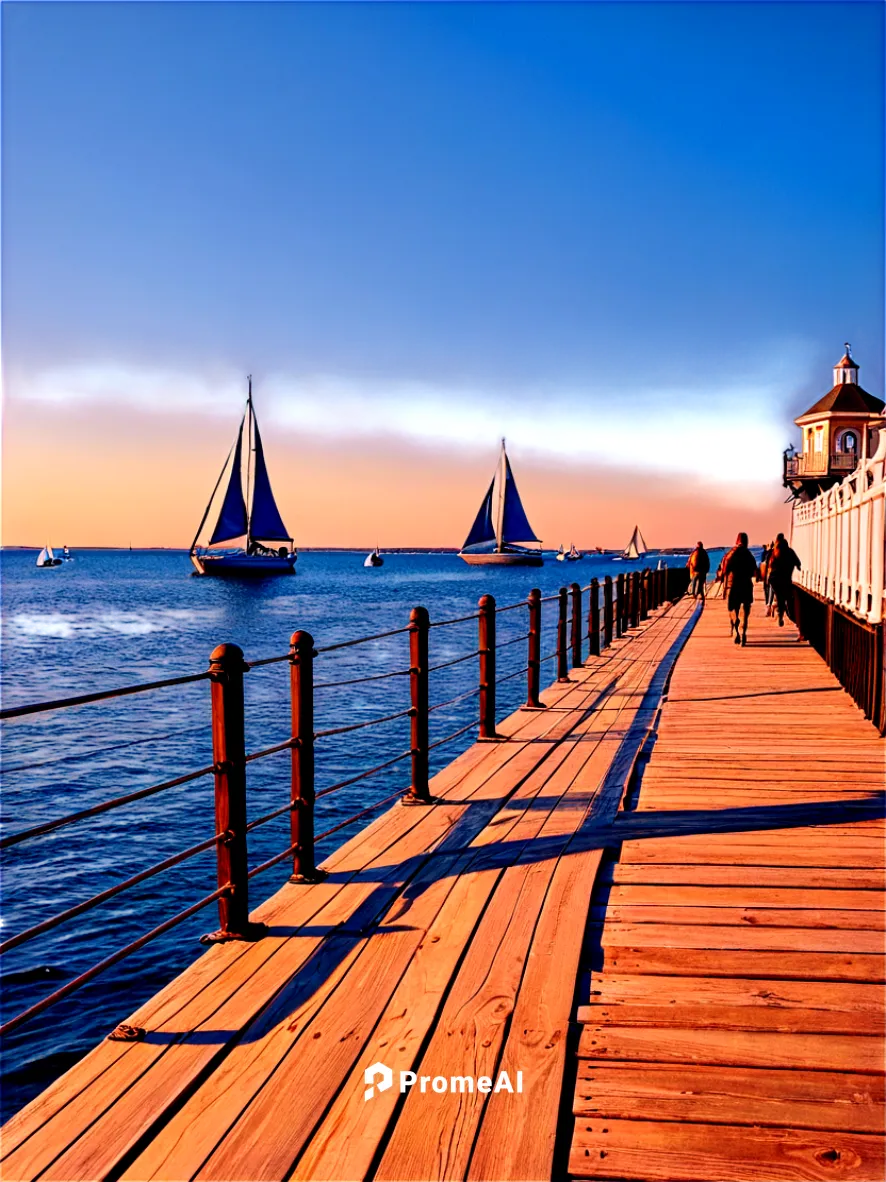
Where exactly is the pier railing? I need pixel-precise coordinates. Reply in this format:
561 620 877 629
0 564 690 1040
790 427 886 732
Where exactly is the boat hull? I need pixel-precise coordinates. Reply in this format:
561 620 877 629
459 551 544 567
191 552 297 577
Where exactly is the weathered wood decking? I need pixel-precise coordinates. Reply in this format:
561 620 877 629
572 602 885 1181
2 593 883 1181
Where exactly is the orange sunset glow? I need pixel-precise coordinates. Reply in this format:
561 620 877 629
2 398 790 550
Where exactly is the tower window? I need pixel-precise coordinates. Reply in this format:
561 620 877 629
842 431 858 453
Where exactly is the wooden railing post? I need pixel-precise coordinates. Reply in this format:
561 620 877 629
616 574 625 638
557 587 569 682
526 588 542 708
202 644 265 944
478 594 498 740
631 571 641 628
603 576 613 648
588 578 601 657
404 606 431 804
570 582 582 668
289 630 324 883
641 569 651 620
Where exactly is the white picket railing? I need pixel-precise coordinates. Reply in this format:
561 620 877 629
790 428 886 624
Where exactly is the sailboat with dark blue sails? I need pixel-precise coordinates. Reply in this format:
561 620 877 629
459 440 544 566
190 377 297 577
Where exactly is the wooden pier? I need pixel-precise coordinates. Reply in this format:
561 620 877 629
2 593 884 1181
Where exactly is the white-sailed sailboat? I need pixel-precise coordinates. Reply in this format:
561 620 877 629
566 542 581 561
556 544 566 562
459 440 544 567
618 525 648 561
363 546 384 568
36 545 62 568
190 377 297 577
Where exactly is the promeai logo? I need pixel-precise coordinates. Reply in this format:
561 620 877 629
364 1062 393 1101
363 1063 523 1101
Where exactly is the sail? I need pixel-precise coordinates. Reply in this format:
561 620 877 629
249 415 291 541
36 546 49 566
462 479 496 549
209 420 248 545
501 459 540 544
622 526 647 559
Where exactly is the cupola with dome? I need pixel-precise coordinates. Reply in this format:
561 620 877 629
783 344 884 500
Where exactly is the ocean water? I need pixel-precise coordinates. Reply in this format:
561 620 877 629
0 546 702 1119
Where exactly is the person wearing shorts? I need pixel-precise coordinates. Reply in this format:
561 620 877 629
720 532 760 646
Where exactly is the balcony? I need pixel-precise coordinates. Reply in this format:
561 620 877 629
785 452 859 479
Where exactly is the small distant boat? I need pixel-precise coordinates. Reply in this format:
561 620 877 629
566 543 581 561
556 544 566 562
62 545 73 561
190 377 297 577
36 545 62 568
615 525 648 561
364 546 384 568
459 440 544 566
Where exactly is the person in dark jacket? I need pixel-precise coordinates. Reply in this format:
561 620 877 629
767 532 801 626
719 532 760 646
687 542 710 600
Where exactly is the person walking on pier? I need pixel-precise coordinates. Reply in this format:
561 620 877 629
767 532 802 627
687 541 710 600
718 532 759 646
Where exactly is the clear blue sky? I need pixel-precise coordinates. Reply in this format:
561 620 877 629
2 1 884 543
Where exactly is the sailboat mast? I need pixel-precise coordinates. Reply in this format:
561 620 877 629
245 375 253 550
494 438 507 551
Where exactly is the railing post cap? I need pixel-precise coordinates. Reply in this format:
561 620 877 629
209 642 245 666
289 629 315 651
478 593 496 610
528 587 541 602
410 605 430 626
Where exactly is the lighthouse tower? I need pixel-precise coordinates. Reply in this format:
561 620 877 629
783 345 884 501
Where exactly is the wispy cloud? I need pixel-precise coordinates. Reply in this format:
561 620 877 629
10 355 799 486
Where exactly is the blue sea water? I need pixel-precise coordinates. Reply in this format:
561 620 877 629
0 546 704 1120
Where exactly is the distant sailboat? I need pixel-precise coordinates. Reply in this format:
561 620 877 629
190 377 297 577
556 544 566 562
566 543 581 561
459 440 544 566
36 545 62 568
618 525 648 561
364 546 384 568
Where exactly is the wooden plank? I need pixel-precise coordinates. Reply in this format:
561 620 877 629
579 1003 884 1035
605 885 885 910
569 1118 884 1180
576 1023 885 1071
601 948 886 983
607 864 886 890
574 1062 885 1133
587 973 885 1015
619 846 886 868
599 923 885 952
597 905 886 930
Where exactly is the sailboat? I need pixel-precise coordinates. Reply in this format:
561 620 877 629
190 377 297 577
556 544 566 562
363 546 384 568
566 542 581 561
36 545 62 568
459 440 544 566
617 525 648 561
